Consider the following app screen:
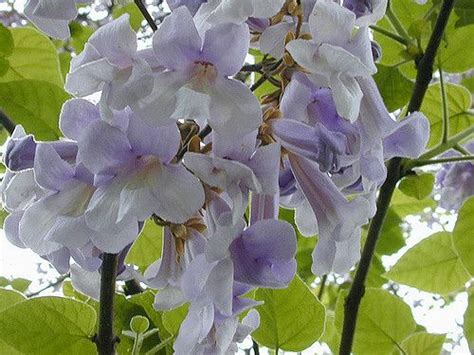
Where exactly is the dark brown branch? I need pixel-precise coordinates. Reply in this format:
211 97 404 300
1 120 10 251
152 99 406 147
0 110 16 135
95 253 119 355
134 0 158 31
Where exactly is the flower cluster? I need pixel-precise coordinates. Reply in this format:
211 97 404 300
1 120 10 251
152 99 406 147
2 0 431 352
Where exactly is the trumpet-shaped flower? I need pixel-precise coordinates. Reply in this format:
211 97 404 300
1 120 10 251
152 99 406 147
286 0 376 122
134 7 261 142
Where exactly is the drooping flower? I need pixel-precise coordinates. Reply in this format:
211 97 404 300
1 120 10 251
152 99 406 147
24 0 92 39
133 6 261 143
75 104 205 237
288 153 370 275
183 142 281 223
436 142 474 210
286 0 376 122
65 15 154 122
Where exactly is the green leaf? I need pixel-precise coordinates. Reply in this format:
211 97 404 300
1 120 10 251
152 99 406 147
0 24 13 57
373 65 414 112
0 80 68 140
421 83 473 148
130 315 150 334
162 304 189 337
0 57 8 77
391 189 435 217
0 296 97 354
335 288 416 355
455 0 474 28
10 278 32 292
0 288 25 312
126 220 163 272
464 292 474 353
0 27 63 87
69 22 94 53
398 173 435 200
252 275 326 351
58 51 71 80
438 25 474 73
366 254 387 288
461 75 474 93
320 313 340 354
384 232 470 294
452 197 474 275
113 4 143 31
401 332 446 355
376 209 405 255
296 234 317 282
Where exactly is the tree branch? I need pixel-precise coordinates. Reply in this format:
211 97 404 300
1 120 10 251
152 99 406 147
0 110 16 135
26 274 69 298
339 1 456 354
134 0 158 32
95 253 119 355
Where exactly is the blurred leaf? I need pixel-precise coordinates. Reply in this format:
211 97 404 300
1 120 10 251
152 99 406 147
0 57 9 77
126 220 163 272
113 4 143 31
252 275 326 351
376 209 405 255
461 76 474 93
58 51 71 80
0 27 63 87
69 22 94 53
10 278 31 292
129 290 167 337
320 312 340 354
335 288 416 355
464 292 474 353
0 288 25 312
438 25 474 73
162 303 189 337
421 83 473 148
401 332 446 355
373 0 431 71
0 24 13 57
452 197 474 275
399 173 435 200
130 315 150 334
0 296 97 354
374 65 414 112
366 255 387 288
391 189 435 217
0 80 68 140
454 0 474 28
384 232 470 294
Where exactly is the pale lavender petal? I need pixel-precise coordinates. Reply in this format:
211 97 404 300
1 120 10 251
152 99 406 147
250 193 279 224
4 211 26 248
201 22 249 76
78 120 134 176
152 6 202 71
59 99 101 140
34 143 74 191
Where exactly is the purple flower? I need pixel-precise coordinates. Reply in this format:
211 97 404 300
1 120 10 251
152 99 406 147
65 15 154 122
436 142 474 210
289 153 370 275
74 106 205 233
134 7 261 142
286 0 376 121
24 0 92 39
167 0 208 15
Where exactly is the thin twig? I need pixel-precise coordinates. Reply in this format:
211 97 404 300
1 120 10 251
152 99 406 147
95 253 119 355
370 25 410 46
438 59 449 143
317 274 328 301
134 0 158 31
339 1 456 353
408 155 474 168
26 274 69 298
0 110 16 135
